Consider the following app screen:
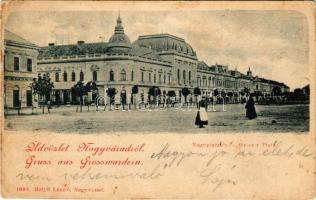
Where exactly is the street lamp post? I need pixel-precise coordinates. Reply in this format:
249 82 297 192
222 89 226 112
104 87 107 110
212 88 216 111
155 88 158 109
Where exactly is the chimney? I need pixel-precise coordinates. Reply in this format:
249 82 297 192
48 43 55 46
77 41 85 45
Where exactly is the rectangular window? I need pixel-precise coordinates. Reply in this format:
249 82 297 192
27 58 32 72
14 57 19 71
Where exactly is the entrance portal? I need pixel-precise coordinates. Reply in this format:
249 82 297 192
120 90 127 105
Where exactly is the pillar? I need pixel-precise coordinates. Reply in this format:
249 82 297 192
60 90 64 104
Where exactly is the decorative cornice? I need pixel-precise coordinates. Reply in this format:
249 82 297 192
38 54 172 67
5 40 39 50
4 76 34 81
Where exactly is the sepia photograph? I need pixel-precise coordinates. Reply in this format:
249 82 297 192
1 1 315 199
3 7 310 134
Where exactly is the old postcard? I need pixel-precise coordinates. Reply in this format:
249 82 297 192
1 1 315 199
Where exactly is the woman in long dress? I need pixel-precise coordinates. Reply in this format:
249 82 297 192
195 97 208 128
245 95 257 119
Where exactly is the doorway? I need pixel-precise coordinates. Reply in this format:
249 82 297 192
13 89 20 107
26 90 32 106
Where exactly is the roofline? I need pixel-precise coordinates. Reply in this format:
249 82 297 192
38 54 172 67
4 29 40 47
5 40 40 50
40 42 108 49
138 33 185 42
157 51 197 60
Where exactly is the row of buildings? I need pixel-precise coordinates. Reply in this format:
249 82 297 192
3 15 289 108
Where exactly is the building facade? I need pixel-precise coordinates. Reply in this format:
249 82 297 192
37 16 289 105
4 30 39 109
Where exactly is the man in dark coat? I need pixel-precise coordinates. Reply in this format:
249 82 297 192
245 95 257 119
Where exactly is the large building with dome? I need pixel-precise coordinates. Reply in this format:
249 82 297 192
36 15 289 105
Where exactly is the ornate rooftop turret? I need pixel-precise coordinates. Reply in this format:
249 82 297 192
107 14 132 53
247 67 253 77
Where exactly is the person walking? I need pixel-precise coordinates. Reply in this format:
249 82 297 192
245 95 257 119
47 100 51 113
195 96 208 128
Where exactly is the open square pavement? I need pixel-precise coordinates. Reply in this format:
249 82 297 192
4 104 309 134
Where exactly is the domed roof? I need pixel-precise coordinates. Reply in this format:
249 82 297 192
107 15 132 53
133 34 197 58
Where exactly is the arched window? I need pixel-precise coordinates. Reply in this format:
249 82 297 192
109 70 114 81
183 70 186 84
80 71 84 81
26 87 32 107
71 71 76 82
55 72 60 82
141 71 144 82
149 72 152 82
131 70 134 81
93 71 97 81
159 74 162 84
168 74 171 83
120 69 126 81
177 69 180 84
189 71 191 82
197 77 201 87
154 74 156 83
164 74 166 84
63 71 68 82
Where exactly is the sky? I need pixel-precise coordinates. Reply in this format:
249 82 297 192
5 10 310 90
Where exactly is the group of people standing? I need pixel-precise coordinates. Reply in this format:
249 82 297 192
195 95 257 128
